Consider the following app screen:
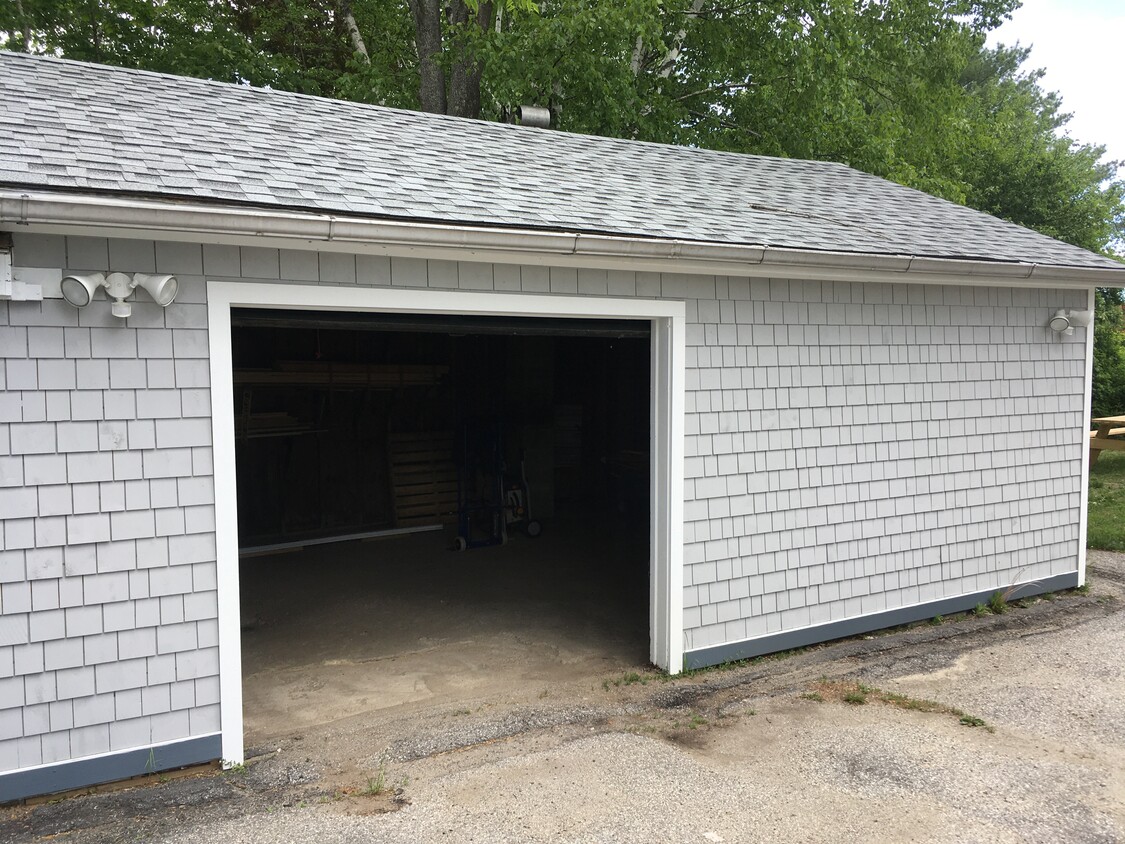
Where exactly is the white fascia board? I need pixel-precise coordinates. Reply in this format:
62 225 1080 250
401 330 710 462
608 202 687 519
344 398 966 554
3 189 1123 289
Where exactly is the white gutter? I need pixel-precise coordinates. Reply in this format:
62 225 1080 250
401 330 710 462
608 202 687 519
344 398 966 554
2 189 1123 289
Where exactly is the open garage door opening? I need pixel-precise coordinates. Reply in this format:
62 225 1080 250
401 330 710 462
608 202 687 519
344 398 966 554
230 308 652 743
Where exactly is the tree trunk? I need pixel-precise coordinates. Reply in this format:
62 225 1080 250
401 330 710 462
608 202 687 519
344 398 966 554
631 35 644 76
14 0 31 51
338 0 370 63
658 0 705 79
407 0 447 113
447 0 492 119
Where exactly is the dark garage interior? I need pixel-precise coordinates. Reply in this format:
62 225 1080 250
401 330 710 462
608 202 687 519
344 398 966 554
230 309 653 740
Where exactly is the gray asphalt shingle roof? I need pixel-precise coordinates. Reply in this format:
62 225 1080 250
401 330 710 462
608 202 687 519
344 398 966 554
1 52 1120 271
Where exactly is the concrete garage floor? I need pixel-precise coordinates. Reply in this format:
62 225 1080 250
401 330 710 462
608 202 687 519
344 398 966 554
239 517 650 746
5 553 1124 843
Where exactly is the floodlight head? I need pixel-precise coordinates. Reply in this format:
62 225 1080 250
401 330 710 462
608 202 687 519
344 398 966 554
1049 310 1071 332
133 273 178 306
60 273 105 308
1067 309 1093 328
1049 309 1093 335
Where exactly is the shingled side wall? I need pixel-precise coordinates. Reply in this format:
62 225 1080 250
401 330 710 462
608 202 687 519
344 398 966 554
0 232 1088 788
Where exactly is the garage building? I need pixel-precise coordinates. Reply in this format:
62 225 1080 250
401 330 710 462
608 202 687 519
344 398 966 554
2 53 1123 801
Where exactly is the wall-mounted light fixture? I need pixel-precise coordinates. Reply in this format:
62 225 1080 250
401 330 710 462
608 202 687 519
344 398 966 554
1048 309 1093 336
61 272 178 318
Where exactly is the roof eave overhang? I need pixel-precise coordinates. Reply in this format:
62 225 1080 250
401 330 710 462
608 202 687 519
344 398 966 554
2 189 1122 290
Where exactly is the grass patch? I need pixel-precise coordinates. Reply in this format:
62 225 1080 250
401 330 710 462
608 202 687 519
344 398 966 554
1088 451 1125 550
802 680 994 732
603 671 653 690
672 646 808 680
362 764 387 796
987 591 1009 615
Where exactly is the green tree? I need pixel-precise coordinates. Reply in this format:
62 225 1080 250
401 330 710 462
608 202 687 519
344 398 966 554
958 43 1125 255
1093 288 1125 419
3 0 1122 258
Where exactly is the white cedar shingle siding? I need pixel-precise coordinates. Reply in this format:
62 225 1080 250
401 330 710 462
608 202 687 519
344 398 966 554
0 232 1086 771
1 237 218 772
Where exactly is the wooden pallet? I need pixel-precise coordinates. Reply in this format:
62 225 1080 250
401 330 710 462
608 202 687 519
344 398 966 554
388 432 458 527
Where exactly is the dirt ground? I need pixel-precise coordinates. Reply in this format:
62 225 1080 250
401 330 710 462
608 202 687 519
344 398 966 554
3 552 1124 843
238 522 649 744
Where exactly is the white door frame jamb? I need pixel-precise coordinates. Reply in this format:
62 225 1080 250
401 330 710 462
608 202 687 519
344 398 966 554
207 281 686 766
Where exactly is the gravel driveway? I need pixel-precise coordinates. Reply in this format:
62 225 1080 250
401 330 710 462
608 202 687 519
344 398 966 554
5 554 1124 843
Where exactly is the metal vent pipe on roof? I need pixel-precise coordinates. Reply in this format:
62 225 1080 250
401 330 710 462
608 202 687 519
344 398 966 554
517 105 551 129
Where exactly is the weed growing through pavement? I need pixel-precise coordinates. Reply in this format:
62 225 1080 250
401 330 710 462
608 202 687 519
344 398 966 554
670 647 809 680
801 680 994 732
363 763 387 796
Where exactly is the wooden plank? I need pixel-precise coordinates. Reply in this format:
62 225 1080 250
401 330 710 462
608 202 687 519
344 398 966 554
233 362 449 389
390 451 453 463
397 514 458 527
397 504 457 517
1089 437 1125 451
396 482 458 496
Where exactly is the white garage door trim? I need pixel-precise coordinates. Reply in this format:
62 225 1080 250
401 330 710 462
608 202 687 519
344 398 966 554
207 280 686 766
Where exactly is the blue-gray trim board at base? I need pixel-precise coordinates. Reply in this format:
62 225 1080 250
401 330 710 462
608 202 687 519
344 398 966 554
682 571 1080 671
0 734 222 804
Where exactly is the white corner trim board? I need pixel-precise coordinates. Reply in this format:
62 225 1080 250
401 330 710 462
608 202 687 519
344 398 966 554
6 190 1125 289
207 281 687 766
1078 285 1096 586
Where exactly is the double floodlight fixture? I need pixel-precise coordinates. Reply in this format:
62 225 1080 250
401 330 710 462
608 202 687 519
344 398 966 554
61 272 179 318
1048 308 1093 336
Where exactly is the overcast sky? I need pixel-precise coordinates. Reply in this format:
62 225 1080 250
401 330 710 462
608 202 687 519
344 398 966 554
989 0 1125 165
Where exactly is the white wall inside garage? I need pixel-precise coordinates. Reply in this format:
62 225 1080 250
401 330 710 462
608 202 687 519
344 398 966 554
0 231 1090 777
